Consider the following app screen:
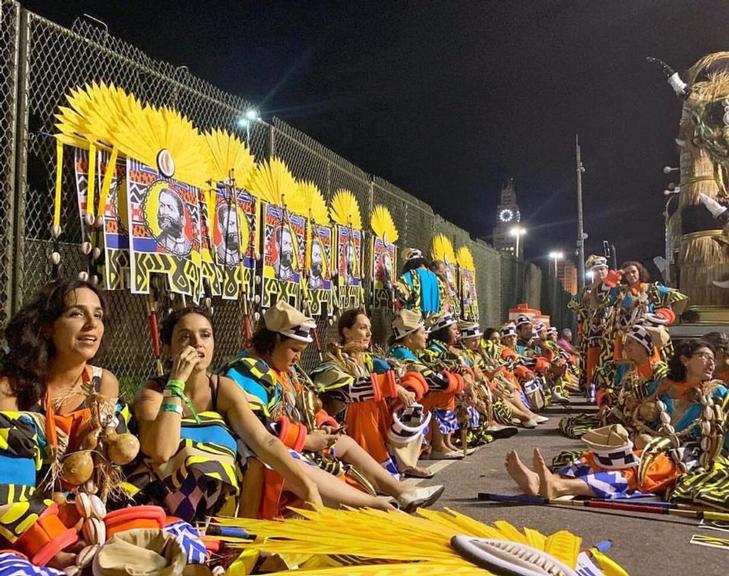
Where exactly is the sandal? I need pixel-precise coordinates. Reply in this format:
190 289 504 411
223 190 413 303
402 466 435 479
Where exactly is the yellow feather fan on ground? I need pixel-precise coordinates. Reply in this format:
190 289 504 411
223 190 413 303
288 181 330 224
213 507 626 576
431 234 456 266
203 129 256 187
330 189 362 229
246 157 298 206
457 246 475 271
370 205 399 244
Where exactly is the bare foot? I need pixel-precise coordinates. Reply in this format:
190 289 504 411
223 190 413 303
504 450 540 496
533 448 559 500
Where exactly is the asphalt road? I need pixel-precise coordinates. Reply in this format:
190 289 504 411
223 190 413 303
411 399 728 576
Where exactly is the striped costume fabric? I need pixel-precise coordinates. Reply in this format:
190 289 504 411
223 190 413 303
134 412 242 523
163 520 208 564
0 552 63 576
670 455 729 511
558 461 631 499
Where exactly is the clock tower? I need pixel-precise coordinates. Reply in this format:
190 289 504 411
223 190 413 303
492 178 523 258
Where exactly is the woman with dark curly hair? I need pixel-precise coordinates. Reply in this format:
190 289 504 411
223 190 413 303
0 278 123 568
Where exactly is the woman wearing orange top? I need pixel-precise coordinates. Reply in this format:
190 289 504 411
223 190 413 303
311 308 434 479
0 279 126 568
608 261 687 363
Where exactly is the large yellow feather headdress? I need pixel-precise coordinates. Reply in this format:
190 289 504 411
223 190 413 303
246 157 298 208
203 129 256 187
431 234 456 266
329 189 362 229
370 205 399 244
457 246 475 271
54 82 209 230
289 180 329 225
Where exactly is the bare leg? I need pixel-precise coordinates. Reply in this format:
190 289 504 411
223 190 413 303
510 390 538 419
503 398 533 422
533 448 594 499
291 460 395 510
431 425 449 453
504 450 539 496
332 435 413 497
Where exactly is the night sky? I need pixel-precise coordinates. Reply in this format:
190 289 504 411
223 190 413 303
24 0 729 267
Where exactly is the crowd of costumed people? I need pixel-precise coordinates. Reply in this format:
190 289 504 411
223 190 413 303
6 249 729 575
4 68 729 574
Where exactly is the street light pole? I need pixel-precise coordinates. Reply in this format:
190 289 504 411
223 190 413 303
576 135 586 291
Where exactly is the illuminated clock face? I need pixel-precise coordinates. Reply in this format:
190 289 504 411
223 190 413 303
499 208 514 223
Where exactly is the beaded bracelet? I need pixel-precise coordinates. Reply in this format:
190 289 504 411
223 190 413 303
162 402 183 415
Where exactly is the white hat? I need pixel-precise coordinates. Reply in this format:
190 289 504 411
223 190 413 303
429 311 457 332
515 314 532 328
459 321 483 340
263 300 316 343
392 309 425 340
501 323 517 337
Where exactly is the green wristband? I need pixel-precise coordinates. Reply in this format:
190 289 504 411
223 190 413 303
162 402 183 415
166 378 186 395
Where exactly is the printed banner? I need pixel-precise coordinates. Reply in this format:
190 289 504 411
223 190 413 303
261 203 306 309
371 236 396 309
440 260 461 317
305 222 334 316
210 186 259 300
98 150 130 290
198 189 223 298
335 225 363 310
74 148 90 238
126 158 202 297
459 267 479 321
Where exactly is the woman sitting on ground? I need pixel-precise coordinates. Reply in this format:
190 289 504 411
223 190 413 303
134 305 321 522
310 308 435 479
0 279 126 568
504 339 727 501
388 309 464 459
223 301 444 514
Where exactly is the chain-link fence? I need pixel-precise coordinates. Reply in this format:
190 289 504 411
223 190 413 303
1 0 572 398
0 1 19 328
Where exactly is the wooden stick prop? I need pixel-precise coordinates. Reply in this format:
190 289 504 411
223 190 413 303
477 492 729 521
146 291 164 376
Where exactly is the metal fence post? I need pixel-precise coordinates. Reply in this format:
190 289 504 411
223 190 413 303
10 4 29 315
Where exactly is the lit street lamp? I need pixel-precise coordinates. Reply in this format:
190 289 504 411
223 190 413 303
548 251 564 276
510 225 527 259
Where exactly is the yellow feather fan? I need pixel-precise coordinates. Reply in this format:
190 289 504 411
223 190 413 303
431 234 456 266
246 157 298 206
288 180 330 224
457 246 475 271
214 507 626 576
370 204 399 244
203 129 256 187
53 82 209 228
330 189 362 229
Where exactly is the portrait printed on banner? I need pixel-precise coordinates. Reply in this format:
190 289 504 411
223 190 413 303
208 186 258 299
459 268 479 321
306 223 334 315
335 225 363 309
371 236 396 308
261 203 306 308
126 158 201 296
